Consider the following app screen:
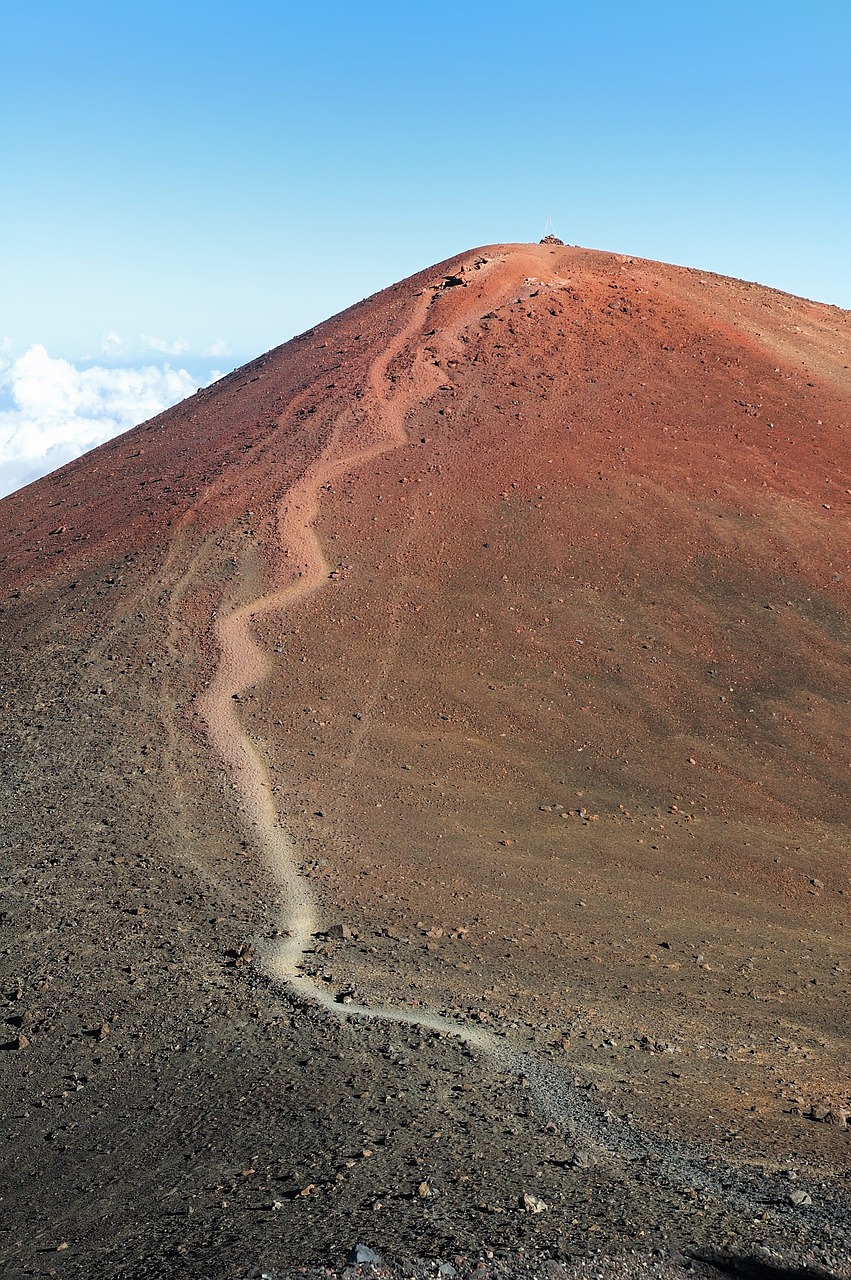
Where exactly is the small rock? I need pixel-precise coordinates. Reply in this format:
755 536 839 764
417 1180 432 1198
521 1191 548 1213
542 1263 569 1279
788 1189 813 1207
349 1244 383 1266
438 1265 458 1278
226 941 255 968
326 923 353 940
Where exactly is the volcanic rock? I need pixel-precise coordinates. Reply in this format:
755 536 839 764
1 242 850 1278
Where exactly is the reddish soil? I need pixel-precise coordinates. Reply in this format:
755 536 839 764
1 244 849 1278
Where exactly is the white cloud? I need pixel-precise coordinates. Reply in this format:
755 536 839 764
140 334 190 356
205 338 230 357
0 345 202 498
100 330 125 354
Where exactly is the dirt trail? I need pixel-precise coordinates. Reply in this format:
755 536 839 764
197 269 509 1050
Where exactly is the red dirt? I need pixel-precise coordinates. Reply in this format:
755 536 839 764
1 244 850 1275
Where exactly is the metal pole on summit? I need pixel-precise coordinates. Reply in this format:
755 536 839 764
540 213 564 246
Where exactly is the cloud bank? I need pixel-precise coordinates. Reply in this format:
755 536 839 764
0 345 216 498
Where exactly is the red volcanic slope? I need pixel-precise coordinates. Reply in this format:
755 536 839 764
2 243 849 592
1 243 850 1163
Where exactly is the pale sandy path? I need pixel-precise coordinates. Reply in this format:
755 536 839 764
197 272 508 1057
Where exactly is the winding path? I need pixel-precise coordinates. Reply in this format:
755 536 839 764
197 282 506 1054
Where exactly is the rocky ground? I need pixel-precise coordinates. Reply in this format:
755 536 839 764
1 244 849 1278
1 563 848 1279
231 1249 847 1280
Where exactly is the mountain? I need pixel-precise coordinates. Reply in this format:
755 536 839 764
1 244 849 1279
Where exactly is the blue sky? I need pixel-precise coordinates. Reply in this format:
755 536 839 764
1 1 849 494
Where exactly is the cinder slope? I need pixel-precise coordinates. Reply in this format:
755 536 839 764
1 244 849 1278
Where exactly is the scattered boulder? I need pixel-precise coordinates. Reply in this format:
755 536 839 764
542 1263 569 1279
348 1243 383 1266
225 941 255 968
803 1101 850 1126
5 1033 30 1050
